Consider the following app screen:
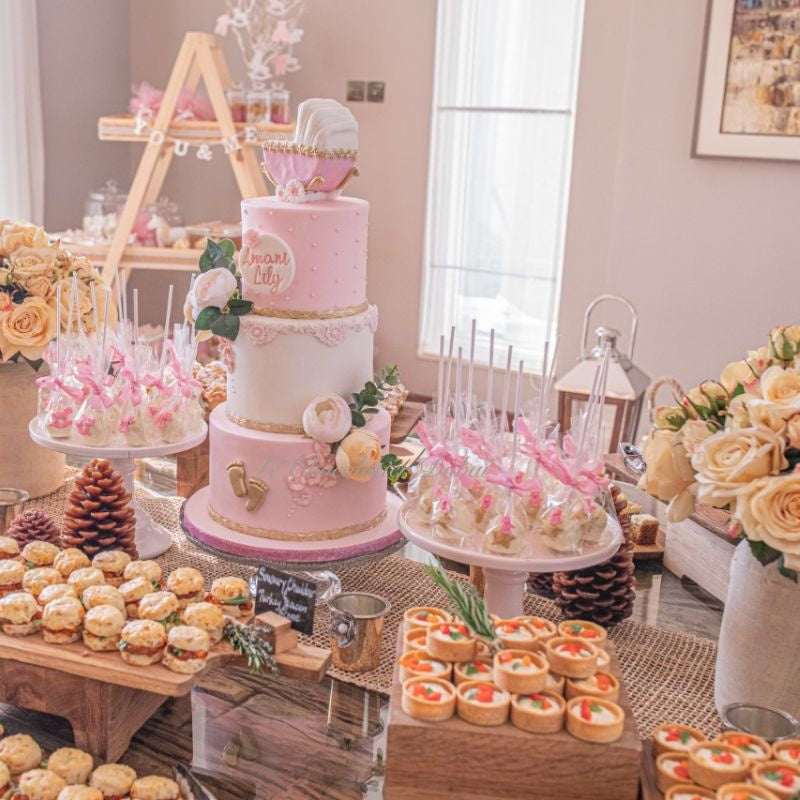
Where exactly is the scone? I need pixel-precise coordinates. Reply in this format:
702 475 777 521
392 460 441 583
0 591 40 636
129 776 181 800
181 601 225 644
15 768 66 800
53 549 91 580
119 577 151 619
22 567 63 600
122 559 162 590
166 567 205 608
162 625 211 674
82 605 125 652
81 585 125 614
91 551 132 588
37 584 77 607
47 748 94 785
67 568 105 596
41 597 85 644
118 619 167 666
0 734 43 775
137 591 180 630
89 764 137 800
21 541 60 569
0 561 25 596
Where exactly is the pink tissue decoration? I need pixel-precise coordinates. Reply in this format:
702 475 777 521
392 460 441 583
128 82 215 122
129 81 164 116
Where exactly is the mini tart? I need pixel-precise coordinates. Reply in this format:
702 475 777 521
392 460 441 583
558 619 608 649
687 742 750 790
403 607 451 633
494 619 541 652
655 754 693 793
716 783 781 800
663 786 715 800
401 676 455 722
426 622 476 663
566 696 625 744
652 723 708 756
456 681 510 726
751 761 800 799
402 626 429 653
512 615 557 641
397 650 452 683
545 671 565 695
596 648 611 672
453 658 493 686
773 740 800 768
565 671 620 702
545 636 599 678
716 732 772 762
493 649 548 694
510 690 566 734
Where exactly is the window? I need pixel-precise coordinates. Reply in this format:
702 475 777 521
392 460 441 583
419 0 584 372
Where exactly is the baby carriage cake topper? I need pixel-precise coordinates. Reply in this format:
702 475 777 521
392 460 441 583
262 98 359 202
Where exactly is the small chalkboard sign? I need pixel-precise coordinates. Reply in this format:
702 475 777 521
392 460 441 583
253 566 316 635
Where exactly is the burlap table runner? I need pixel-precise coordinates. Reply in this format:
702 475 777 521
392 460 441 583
24 475 721 738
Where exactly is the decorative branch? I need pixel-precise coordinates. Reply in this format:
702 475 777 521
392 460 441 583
223 618 280 676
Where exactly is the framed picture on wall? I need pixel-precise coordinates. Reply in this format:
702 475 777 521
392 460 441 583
695 0 800 160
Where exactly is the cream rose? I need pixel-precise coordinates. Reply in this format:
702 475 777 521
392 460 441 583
653 405 686 430
759 365 800 410
0 296 57 361
10 245 58 282
637 430 695 503
187 268 237 316
692 426 787 508
335 428 382 482
735 473 800 570
0 223 48 257
720 360 756 393
679 419 714 456
302 394 353 443
787 414 800 450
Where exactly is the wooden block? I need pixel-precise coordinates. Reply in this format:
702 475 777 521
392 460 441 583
255 611 292 635
252 611 298 654
384 633 641 800
274 643 331 683
273 628 299 655
176 438 209 498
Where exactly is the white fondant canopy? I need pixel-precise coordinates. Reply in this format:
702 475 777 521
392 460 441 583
295 98 358 151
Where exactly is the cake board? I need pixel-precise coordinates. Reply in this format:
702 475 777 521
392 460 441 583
182 490 405 602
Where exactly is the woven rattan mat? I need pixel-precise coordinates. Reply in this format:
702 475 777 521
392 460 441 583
26 475 720 738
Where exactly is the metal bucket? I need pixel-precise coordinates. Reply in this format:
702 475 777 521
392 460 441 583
328 592 390 673
0 488 29 534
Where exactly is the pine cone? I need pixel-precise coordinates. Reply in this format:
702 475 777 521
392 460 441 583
528 571 556 599
62 458 138 559
6 509 60 547
551 485 636 627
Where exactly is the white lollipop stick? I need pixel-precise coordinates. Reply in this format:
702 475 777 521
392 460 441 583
90 283 100 347
509 359 525 471
443 325 455 433
486 328 495 418
537 340 550 436
133 289 140 380
159 284 174 371
466 318 476 419
55 283 62 373
454 346 463 435
500 344 514 432
436 334 445 433
99 287 111 379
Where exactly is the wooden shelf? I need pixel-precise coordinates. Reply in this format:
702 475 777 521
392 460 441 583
66 242 203 273
98 113 293 144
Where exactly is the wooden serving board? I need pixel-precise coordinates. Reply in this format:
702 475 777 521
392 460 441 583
384 635 642 800
390 400 425 444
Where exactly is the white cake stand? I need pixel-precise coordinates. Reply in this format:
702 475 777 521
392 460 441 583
29 418 207 559
397 502 623 618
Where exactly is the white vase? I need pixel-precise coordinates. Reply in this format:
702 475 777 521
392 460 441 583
715 540 800 720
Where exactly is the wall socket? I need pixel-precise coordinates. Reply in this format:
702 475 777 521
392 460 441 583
346 80 385 102
367 81 385 102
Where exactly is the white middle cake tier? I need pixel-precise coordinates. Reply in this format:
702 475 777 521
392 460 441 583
226 305 377 430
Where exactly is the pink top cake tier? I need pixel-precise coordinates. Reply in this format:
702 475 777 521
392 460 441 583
240 196 368 316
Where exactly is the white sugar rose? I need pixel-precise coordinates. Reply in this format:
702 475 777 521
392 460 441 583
735 473 800 571
188 267 237 315
335 428 382 482
692 426 787 508
637 429 695 503
302 394 353 444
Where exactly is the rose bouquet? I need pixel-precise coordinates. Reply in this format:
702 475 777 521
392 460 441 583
639 326 800 579
0 220 115 368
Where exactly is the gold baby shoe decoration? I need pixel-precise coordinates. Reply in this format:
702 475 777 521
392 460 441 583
245 477 269 513
227 461 247 497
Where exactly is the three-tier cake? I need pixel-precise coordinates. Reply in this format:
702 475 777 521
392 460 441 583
183 98 402 561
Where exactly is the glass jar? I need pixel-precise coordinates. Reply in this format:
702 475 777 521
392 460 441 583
246 88 270 124
226 86 247 123
82 180 125 244
270 88 290 125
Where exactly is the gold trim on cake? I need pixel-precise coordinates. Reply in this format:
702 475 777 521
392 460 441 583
262 140 358 160
250 300 369 320
208 504 387 541
225 409 305 434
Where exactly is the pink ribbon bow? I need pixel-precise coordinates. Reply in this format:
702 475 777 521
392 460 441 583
36 375 84 402
76 365 112 411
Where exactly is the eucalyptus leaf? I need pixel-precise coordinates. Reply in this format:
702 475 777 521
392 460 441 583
227 298 253 316
363 407 379 414
211 313 240 340
748 539 782 567
351 410 366 427
731 383 745 399
195 306 222 330
198 251 214 273
779 556 799 583
218 238 236 258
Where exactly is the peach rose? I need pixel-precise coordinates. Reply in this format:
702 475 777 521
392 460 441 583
0 223 48 257
653 405 686 431
637 429 695 503
735 472 800 571
692 426 787 508
10 245 58 280
787 414 800 450
720 360 756 393
0 296 57 361
679 419 714 456
335 428 382 482
760 365 800 409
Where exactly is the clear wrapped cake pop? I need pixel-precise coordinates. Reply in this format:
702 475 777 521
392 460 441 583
484 492 528 555
430 475 476 542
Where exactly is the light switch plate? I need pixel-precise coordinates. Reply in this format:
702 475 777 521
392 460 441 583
367 81 385 102
346 81 366 102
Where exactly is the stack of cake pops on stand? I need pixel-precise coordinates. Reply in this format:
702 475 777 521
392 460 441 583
29 276 207 558
398 322 622 617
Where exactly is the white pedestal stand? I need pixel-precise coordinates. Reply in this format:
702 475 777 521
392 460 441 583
397 503 623 617
29 419 207 559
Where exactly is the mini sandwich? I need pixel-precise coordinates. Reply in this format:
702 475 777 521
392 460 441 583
181 601 225 643
21 567 63 599
119 577 151 619
82 605 125 652
37 583 78 607
137 591 180 629
208 576 253 617
129 776 181 800
15 769 66 800
57 787 103 800
165 568 204 608
163 625 211 674
0 592 40 636
89 764 137 800
53 548 91 580
0 560 25 596
67 568 105 596
0 536 21 562
91 551 131 588
0 762 9 800
122 560 162 590
21 541 60 569
42 596 85 644
81 584 125 614
0 733 43 775
118 619 167 666
47 748 94 786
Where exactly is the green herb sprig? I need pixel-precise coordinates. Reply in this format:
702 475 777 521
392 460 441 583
223 619 279 677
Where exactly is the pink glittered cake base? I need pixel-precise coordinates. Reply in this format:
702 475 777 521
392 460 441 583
182 488 403 564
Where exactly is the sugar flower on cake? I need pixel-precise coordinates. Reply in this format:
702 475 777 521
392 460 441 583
275 179 306 204
335 428 382 482
187 267 238 317
302 394 353 444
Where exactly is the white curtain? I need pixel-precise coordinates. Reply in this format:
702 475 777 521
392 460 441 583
0 0 45 222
